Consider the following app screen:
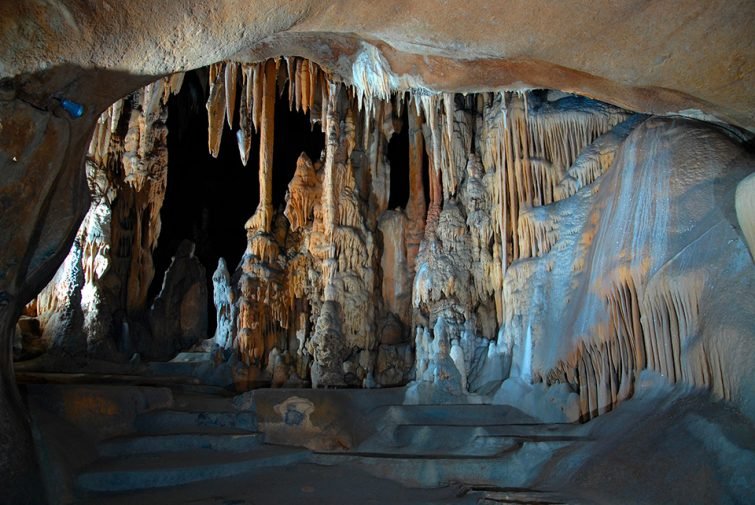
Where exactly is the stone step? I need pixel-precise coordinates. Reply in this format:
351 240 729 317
358 431 587 458
98 432 264 457
393 423 586 444
77 446 308 493
134 409 257 434
170 392 240 412
359 424 588 458
377 404 553 427
311 439 565 489
474 488 582 504
14 371 230 395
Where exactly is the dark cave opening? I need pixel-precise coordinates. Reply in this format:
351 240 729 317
422 135 430 209
387 106 410 210
150 67 325 335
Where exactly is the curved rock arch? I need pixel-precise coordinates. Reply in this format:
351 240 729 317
0 1 753 502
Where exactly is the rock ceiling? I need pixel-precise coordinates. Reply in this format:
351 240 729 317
0 3 753 504
1 0 753 129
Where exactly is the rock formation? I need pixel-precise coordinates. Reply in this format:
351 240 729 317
12 54 754 424
29 76 183 361
19 55 754 419
212 258 236 350
147 240 208 360
0 2 753 502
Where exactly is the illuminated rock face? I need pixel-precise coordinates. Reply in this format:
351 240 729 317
0 3 753 502
23 59 755 415
32 78 182 361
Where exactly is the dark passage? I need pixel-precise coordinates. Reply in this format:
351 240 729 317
387 104 410 210
150 67 325 333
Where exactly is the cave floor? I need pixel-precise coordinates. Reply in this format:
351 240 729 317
19 366 755 505
74 460 477 505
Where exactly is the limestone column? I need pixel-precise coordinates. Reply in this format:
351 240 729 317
405 99 426 273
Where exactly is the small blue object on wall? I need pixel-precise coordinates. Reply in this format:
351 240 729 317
58 98 84 118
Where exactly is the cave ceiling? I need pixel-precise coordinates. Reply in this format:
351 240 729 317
1 0 753 130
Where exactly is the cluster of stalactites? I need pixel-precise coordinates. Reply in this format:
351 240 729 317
203 59 641 392
544 271 721 421
34 75 184 356
206 57 330 165
473 92 630 265
227 74 436 384
83 74 184 285
89 74 183 185
408 90 637 398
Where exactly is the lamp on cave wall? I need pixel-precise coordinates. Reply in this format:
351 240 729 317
56 97 85 118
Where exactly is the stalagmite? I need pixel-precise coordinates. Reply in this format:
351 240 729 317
212 258 235 350
284 153 320 232
450 339 467 391
379 211 410 329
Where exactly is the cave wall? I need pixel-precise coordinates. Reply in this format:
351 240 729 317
0 93 90 505
504 116 755 421
160 57 753 424
29 76 186 361
18 60 755 416
1 2 753 503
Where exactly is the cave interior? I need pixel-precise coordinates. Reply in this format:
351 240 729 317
1 2 754 504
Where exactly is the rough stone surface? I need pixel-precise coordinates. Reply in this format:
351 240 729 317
212 258 235 350
0 1 753 128
0 91 90 505
147 241 208 360
0 2 754 503
736 172 755 260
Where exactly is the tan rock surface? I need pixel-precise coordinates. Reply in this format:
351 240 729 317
1 1 753 129
0 3 754 503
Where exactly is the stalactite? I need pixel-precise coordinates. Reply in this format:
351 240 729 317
246 58 277 234
517 205 560 258
300 60 311 113
286 57 295 111
476 93 632 264
367 100 390 218
294 58 304 113
554 115 643 201
405 98 426 274
225 61 238 129
545 271 715 421
321 81 342 240
236 64 253 166
206 62 226 158
167 72 185 97
252 62 263 133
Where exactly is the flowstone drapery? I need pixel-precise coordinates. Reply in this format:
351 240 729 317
22 58 755 424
